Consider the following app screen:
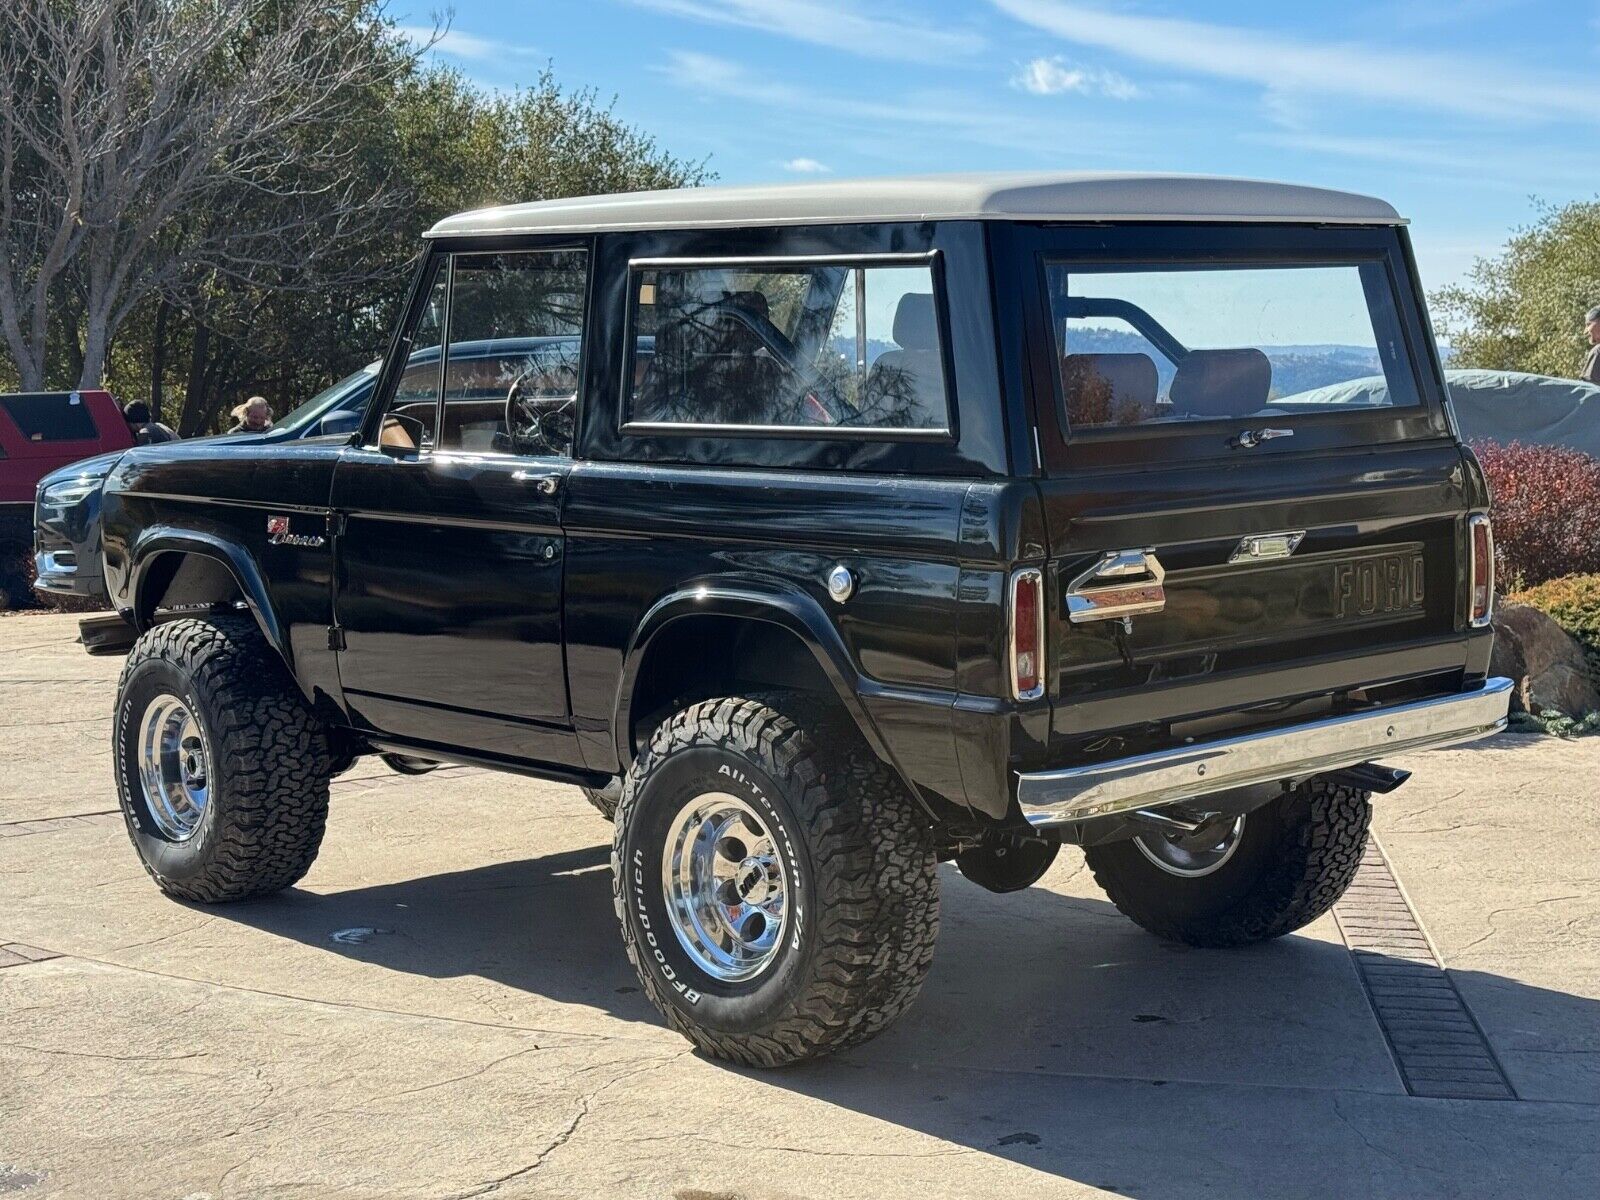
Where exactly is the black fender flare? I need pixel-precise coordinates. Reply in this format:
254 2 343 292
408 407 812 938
613 579 924 801
129 527 293 674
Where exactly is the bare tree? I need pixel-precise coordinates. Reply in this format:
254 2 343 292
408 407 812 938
0 0 417 391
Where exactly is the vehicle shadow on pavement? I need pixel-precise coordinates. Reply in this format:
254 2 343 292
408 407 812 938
206 844 1600 1198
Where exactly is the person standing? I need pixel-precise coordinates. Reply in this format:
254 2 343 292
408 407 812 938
121 400 179 444
1582 306 1600 385
227 396 274 434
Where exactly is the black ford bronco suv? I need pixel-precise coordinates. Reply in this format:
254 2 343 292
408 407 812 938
93 173 1511 1067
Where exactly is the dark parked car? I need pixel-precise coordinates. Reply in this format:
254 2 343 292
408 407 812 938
85 173 1510 1066
33 338 580 607
0 389 132 606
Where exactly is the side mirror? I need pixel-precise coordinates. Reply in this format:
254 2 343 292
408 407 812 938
319 409 362 438
377 413 426 458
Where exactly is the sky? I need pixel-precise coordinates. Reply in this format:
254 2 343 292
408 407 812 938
397 0 1600 295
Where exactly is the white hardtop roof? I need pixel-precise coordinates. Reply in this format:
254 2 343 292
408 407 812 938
425 172 1404 239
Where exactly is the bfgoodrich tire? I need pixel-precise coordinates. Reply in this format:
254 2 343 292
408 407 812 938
1084 780 1371 947
114 614 334 902
612 695 940 1067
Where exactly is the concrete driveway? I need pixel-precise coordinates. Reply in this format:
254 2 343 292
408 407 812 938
1 611 1595 1199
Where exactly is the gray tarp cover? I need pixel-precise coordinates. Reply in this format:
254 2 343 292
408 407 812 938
1445 370 1600 454
1283 369 1600 454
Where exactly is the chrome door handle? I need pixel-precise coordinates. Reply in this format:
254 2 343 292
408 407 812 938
512 471 560 495
1066 549 1167 624
1233 427 1293 449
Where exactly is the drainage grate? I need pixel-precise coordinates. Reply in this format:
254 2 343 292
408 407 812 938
1334 838 1517 1101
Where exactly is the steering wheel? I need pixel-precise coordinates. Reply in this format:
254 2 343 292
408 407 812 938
505 376 576 457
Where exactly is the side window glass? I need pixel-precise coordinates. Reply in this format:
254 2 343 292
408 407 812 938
626 260 949 432
437 250 588 457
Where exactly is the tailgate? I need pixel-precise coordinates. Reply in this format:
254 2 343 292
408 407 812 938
1040 439 1475 747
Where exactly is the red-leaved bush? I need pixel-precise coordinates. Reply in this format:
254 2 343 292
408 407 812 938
1473 441 1600 589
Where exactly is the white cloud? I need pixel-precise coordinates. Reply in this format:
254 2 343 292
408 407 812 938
782 157 832 174
627 0 983 63
658 50 1155 160
991 0 1600 123
397 25 540 61
1014 56 1139 99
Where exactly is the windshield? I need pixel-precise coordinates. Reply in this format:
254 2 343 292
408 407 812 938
1045 260 1421 431
271 362 380 436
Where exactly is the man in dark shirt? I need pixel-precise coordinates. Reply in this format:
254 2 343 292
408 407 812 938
1582 306 1600 385
122 400 179 444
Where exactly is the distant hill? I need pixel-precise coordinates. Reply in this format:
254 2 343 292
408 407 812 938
1064 326 1386 397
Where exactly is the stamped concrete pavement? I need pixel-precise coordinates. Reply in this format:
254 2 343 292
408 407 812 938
0 611 1595 1198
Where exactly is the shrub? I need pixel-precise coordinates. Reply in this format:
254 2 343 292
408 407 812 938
1473 441 1600 589
1507 572 1600 674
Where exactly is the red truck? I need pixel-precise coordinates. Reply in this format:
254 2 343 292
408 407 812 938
0 390 133 606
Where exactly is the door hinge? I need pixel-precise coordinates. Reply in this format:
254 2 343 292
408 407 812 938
330 511 349 538
328 625 346 651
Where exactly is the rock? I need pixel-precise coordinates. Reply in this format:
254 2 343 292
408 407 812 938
1490 603 1600 716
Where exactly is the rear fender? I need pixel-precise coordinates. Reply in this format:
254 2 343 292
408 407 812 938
615 580 942 815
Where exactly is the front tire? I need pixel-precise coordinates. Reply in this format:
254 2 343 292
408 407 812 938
612 696 939 1067
580 778 621 821
114 614 334 902
1084 780 1370 947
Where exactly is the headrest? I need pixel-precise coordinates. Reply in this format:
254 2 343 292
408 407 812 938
724 289 770 319
1061 353 1159 425
1169 348 1271 418
893 293 938 351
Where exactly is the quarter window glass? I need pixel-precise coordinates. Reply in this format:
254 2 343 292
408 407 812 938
1045 262 1421 431
627 262 949 431
379 268 448 450
437 250 588 456
1 394 98 442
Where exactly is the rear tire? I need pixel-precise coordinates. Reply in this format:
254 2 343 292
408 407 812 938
1084 780 1370 947
114 614 334 902
612 695 939 1067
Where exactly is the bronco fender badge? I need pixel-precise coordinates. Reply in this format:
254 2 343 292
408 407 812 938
267 515 326 548
1229 530 1305 563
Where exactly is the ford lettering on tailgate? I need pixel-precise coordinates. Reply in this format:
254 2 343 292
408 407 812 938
1334 553 1425 619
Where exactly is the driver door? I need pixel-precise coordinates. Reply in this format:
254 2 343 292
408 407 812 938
330 247 587 766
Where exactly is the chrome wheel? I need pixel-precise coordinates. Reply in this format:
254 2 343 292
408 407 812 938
137 694 211 841
1134 813 1245 877
662 792 790 983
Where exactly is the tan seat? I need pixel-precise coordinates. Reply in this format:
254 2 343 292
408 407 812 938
866 294 948 429
1169 348 1272 418
1061 353 1159 425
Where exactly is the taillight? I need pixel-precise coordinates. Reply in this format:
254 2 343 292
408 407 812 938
1010 568 1045 701
1468 513 1493 628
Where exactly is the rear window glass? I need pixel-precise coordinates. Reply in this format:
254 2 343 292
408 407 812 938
1045 261 1420 431
1 393 99 442
626 259 949 432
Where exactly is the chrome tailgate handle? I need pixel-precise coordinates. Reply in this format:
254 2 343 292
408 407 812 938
1066 548 1166 624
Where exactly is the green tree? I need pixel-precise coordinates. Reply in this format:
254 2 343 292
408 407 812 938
0 4 711 433
1432 199 1600 377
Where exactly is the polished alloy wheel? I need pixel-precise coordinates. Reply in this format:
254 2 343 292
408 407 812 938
661 791 790 982
1133 813 1245 877
137 693 211 841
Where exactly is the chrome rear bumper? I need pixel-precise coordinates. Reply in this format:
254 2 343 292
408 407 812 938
1018 677 1512 829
